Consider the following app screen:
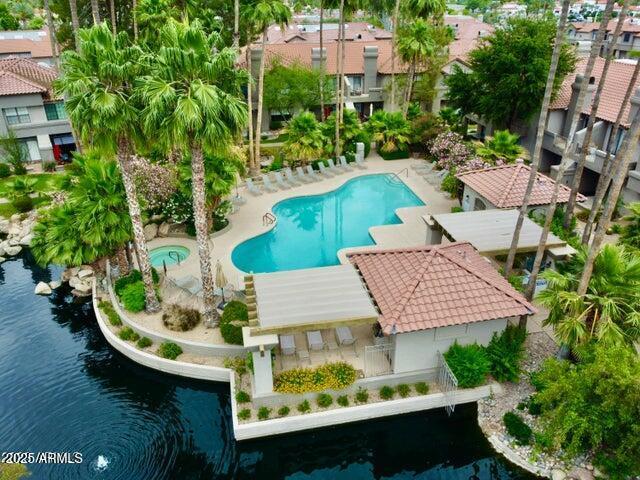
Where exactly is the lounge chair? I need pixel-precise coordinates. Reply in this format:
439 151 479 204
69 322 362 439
296 166 313 183
170 275 203 298
245 178 263 196
324 330 339 356
279 334 296 367
318 162 334 177
425 169 448 185
307 330 325 351
412 162 434 174
355 155 367 169
306 165 322 181
339 156 353 171
327 158 342 174
336 326 357 356
274 171 292 189
260 174 278 192
284 167 302 186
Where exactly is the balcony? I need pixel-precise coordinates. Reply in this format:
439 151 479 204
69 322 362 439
627 170 640 196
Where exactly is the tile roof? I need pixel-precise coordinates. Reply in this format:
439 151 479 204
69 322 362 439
445 16 494 63
0 57 57 97
550 57 640 127
348 242 536 335
456 163 585 208
0 29 53 59
570 19 640 34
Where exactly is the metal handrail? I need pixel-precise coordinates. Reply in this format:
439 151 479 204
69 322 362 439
168 250 182 265
397 168 409 178
262 212 276 226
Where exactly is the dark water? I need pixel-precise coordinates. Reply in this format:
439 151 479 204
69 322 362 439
0 253 536 480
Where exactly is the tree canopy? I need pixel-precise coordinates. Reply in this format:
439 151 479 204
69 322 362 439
445 16 576 129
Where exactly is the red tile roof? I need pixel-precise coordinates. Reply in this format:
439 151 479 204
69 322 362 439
348 242 535 335
0 57 57 97
456 163 585 208
0 29 53 59
550 57 640 127
570 19 640 34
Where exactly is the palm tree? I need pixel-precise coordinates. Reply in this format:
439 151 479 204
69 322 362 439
138 20 247 326
396 19 435 118
43 0 59 68
90 0 100 24
366 110 411 152
110 0 117 33
68 0 80 48
135 0 179 47
283 111 325 164
334 0 345 157
510 0 615 299
133 0 138 40
563 3 629 229
504 0 570 278
390 0 402 111
404 0 446 18
538 244 640 348
233 0 240 50
475 130 527 164
246 0 291 172
57 24 160 313
620 202 640 250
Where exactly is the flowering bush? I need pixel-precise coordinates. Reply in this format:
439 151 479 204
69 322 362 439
274 362 357 394
428 131 502 173
130 156 177 211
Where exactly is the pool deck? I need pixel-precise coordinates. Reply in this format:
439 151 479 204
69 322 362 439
148 154 457 289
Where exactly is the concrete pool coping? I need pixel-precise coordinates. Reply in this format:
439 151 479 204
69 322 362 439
148 155 458 289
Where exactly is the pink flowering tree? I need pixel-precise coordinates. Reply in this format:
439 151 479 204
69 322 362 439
428 131 503 173
129 156 178 211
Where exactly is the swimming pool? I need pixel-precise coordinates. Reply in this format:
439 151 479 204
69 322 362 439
232 174 424 273
149 245 191 268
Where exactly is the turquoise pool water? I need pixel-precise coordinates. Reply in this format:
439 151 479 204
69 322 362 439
150 245 191 268
232 174 424 273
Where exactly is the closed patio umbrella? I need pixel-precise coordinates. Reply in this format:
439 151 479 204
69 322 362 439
215 260 228 308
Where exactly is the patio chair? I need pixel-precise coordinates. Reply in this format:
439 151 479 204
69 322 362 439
274 171 292 189
327 158 343 174
336 326 357 356
307 330 325 351
279 334 296 368
169 275 204 304
260 174 279 192
339 156 353 171
355 155 367 169
284 167 302 186
245 178 263 196
296 166 314 183
306 165 322 181
412 162 434 174
324 330 340 357
318 162 334 177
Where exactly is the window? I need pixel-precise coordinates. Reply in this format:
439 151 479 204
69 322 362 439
624 33 631 43
3 107 30 125
18 138 41 161
44 102 67 121
347 75 363 94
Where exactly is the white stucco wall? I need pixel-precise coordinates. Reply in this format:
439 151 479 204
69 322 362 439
392 318 509 373
461 184 494 211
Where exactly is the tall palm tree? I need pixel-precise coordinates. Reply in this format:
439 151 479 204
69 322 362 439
246 0 291 171
284 111 325 164
133 0 138 40
233 0 240 50
90 0 100 24
620 202 640 250
43 0 58 68
334 0 344 157
396 19 435 118
319 0 326 119
475 130 527 164
57 24 160 313
110 0 117 34
514 0 615 301
68 0 80 48
504 0 571 277
563 3 629 229
138 20 247 326
390 0 401 111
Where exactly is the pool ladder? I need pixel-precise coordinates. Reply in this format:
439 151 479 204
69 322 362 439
162 250 184 275
263 212 276 226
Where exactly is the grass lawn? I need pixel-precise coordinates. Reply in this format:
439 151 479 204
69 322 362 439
0 173 65 198
262 133 289 144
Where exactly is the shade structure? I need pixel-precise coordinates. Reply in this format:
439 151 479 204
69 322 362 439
429 209 572 255
247 265 379 335
215 260 227 288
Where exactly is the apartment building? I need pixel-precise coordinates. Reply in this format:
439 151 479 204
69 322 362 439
0 29 55 66
567 18 640 58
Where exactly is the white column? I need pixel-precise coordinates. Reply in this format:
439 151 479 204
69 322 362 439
252 349 273 395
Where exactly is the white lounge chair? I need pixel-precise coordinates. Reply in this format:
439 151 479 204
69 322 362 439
327 158 342 174
284 167 302 186
306 165 322 181
413 162 434 174
274 171 292 189
245 178 263 196
307 331 325 360
296 166 313 183
318 162 334 177
170 275 203 299
427 169 449 186
336 326 357 356
355 155 367 169
260 174 278 192
279 334 296 367
339 156 353 171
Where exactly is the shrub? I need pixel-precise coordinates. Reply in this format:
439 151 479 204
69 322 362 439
220 301 249 345
444 342 491 388
12 160 27 175
274 362 357 394
238 409 251 420
114 269 159 296
486 325 527 382
99 301 122 326
379 149 410 161
43 161 57 172
316 393 333 408
297 399 310 413
120 281 146 312
257 406 271 420
136 336 152 348
235 390 251 403
397 384 411 398
118 326 140 342
503 411 532 445
414 382 429 395
355 387 369 403
441 173 461 198
158 341 183 360
0 163 11 178
451 206 463 213
162 304 201 331
12 195 33 213
223 357 248 377
337 395 349 407
379 386 395 400
528 395 542 416
278 406 290 417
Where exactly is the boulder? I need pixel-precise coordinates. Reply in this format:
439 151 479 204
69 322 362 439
69 276 81 289
144 223 158 241
10 213 21 222
0 256 5 264
49 280 61 290
552 469 567 480
8 238 20 246
4 246 21 256
61 268 75 283
0 220 9 234
158 222 171 237
150 214 164 222
0 246 5 257
35 281 52 295
71 288 92 298
78 268 94 279
8 224 21 236
19 234 32 246
75 281 92 294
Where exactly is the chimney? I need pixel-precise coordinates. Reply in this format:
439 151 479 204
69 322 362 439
562 74 597 137
311 47 326 70
628 86 640 124
363 46 378 93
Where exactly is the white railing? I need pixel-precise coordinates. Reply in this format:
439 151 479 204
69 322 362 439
437 351 458 415
364 343 394 377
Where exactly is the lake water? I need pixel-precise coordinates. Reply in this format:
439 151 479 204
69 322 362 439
0 253 535 479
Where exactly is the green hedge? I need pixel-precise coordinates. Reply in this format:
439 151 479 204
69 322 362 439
444 341 491 388
486 325 526 382
220 301 249 345
379 149 410 161
120 282 146 312
503 411 532 445
158 341 183 360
